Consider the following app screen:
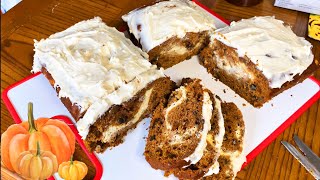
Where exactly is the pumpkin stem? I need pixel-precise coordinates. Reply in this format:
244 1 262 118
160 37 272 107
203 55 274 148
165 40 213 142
36 141 41 156
28 102 38 133
70 155 74 165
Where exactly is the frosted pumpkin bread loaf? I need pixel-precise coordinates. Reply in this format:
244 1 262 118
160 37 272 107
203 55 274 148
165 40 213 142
32 17 176 152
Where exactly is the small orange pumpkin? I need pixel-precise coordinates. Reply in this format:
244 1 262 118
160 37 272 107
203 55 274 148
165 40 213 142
1 102 75 172
16 142 58 180
58 156 88 180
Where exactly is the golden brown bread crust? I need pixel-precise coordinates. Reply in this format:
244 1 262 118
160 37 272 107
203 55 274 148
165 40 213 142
148 31 210 69
199 39 320 107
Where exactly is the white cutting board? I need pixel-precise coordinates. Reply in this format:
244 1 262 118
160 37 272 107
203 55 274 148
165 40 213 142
3 3 320 180
5 59 320 180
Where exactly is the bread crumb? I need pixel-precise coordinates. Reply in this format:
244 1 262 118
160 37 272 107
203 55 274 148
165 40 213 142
242 103 246 106
223 89 226 93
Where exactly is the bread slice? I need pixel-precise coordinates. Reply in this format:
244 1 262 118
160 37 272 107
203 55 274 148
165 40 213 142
144 78 214 170
168 94 225 179
203 102 246 180
166 101 245 180
144 78 246 179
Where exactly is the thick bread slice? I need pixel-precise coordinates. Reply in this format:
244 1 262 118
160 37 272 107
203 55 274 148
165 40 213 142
144 79 212 170
203 102 245 180
169 94 225 179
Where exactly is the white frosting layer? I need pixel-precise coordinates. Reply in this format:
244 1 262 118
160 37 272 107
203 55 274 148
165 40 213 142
228 125 247 179
212 16 314 88
165 86 187 131
102 88 153 143
184 91 213 165
165 87 200 145
204 96 225 176
212 97 225 156
215 55 254 80
77 67 164 138
122 0 216 52
204 161 219 177
220 150 246 180
32 17 165 138
231 151 246 179
219 123 246 179
170 127 197 145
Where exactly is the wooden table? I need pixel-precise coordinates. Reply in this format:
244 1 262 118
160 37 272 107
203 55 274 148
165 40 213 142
1 0 319 179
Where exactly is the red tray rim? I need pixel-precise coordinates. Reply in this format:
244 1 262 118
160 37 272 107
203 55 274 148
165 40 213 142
2 67 320 174
193 0 320 165
1 72 103 180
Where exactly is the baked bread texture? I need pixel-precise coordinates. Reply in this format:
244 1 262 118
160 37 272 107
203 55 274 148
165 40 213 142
145 78 246 179
32 17 176 152
203 102 245 180
122 0 216 69
200 16 319 107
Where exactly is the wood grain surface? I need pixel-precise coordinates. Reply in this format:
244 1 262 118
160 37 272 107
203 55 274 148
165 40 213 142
1 0 319 179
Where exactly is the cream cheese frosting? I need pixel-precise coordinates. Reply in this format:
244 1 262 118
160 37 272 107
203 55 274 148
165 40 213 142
101 88 153 143
213 97 225 155
122 0 216 52
226 125 246 179
219 124 246 180
165 86 199 145
74 66 163 138
165 86 187 131
204 96 225 176
32 17 165 138
163 83 213 165
204 161 219 177
215 55 254 80
220 149 246 180
212 16 314 88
